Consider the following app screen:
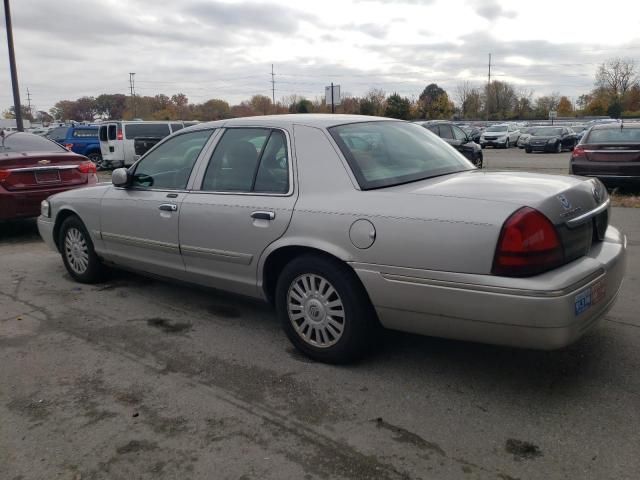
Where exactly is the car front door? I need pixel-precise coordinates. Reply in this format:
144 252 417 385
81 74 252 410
100 128 215 277
451 125 474 159
179 127 297 297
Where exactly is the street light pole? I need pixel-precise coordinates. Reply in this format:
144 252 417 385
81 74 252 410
3 0 24 131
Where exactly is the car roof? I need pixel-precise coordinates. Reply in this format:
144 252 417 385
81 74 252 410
189 114 400 131
591 122 640 130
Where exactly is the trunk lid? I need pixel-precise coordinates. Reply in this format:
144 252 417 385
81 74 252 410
0 152 89 191
582 142 640 163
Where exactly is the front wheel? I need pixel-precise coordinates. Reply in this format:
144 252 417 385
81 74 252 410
555 141 562 153
276 254 377 364
59 216 106 283
525 147 532 153
86 152 103 170
504 139 510 149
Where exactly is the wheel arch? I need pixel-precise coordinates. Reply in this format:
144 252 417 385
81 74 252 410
259 241 355 304
53 207 82 251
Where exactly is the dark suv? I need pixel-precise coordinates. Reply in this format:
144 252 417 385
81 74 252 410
46 125 102 167
414 120 483 167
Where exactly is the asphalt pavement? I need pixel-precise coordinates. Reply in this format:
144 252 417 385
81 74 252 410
2 150 639 480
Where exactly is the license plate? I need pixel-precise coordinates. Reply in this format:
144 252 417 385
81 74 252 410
35 170 61 184
574 279 607 316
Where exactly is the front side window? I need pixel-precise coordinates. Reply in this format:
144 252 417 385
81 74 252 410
452 125 467 141
202 128 289 194
329 121 472 190
131 129 213 190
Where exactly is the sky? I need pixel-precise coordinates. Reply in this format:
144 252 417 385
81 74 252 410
1 0 640 113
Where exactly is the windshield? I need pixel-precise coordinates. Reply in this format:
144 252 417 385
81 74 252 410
586 128 640 143
534 127 563 136
486 125 508 132
329 121 473 190
0 132 67 154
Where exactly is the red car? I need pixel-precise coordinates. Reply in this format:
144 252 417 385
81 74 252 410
0 131 97 221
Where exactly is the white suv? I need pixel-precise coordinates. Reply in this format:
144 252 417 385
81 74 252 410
480 124 520 149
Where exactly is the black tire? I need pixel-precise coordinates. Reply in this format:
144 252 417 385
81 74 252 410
525 147 532 154
555 141 562 153
86 152 103 169
474 153 483 168
276 254 378 364
58 215 106 284
504 139 510 149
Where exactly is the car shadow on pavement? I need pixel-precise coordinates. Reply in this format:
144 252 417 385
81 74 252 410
0 218 41 244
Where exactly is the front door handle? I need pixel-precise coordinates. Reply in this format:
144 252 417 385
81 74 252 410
159 204 178 212
251 211 275 221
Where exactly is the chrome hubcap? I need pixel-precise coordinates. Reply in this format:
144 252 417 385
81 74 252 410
64 227 89 274
287 274 345 348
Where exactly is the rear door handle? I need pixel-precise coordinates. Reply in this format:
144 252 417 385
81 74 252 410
251 211 275 221
159 204 177 212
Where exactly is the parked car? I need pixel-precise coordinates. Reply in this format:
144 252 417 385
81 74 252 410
415 120 483 167
0 131 97 221
46 125 102 167
38 115 625 363
479 124 520 148
516 127 539 148
570 122 640 185
573 125 590 142
98 121 197 168
525 126 577 153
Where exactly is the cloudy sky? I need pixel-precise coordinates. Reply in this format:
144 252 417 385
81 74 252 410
1 0 639 112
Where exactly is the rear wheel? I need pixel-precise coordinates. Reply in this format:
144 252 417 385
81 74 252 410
474 152 483 168
525 147 532 153
59 216 106 283
276 254 377 364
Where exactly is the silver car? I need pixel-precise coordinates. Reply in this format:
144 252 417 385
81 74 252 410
38 115 626 363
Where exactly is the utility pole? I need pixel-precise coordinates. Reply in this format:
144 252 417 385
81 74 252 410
129 72 137 117
271 64 275 107
331 82 335 114
26 87 32 120
4 0 24 131
486 53 491 121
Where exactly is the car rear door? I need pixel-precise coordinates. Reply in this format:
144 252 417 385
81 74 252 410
100 129 215 277
179 127 297 297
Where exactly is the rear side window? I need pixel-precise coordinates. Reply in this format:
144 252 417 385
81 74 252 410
72 129 98 138
201 128 289 193
585 128 640 143
452 125 467 141
99 126 107 141
0 132 67 153
438 124 454 139
124 123 170 139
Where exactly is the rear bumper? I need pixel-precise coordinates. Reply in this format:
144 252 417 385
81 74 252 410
571 161 640 183
352 226 626 350
0 185 69 221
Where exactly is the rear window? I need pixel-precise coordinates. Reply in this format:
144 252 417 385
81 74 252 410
0 132 67 154
99 125 107 141
329 121 472 190
171 123 184 132
534 127 563 136
108 124 117 140
72 128 98 138
585 128 640 143
46 126 69 141
124 123 170 139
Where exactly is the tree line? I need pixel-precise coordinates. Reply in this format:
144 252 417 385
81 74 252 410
4 57 639 123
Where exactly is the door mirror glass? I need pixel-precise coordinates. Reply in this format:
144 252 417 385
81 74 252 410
112 168 129 187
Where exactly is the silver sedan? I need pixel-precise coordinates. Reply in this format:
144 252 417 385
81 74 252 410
38 115 626 363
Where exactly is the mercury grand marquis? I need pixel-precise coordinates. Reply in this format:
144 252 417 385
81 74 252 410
38 115 626 363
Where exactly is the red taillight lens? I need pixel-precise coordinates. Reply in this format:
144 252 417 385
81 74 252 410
0 170 10 182
571 145 585 159
117 128 123 140
492 207 564 277
64 143 74 150
77 161 97 174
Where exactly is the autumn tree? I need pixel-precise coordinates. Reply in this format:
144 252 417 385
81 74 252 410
596 58 638 98
384 93 412 119
455 81 474 119
557 96 573 116
485 81 517 119
359 89 386 116
250 95 272 115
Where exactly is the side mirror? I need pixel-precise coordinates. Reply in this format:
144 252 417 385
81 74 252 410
112 168 130 187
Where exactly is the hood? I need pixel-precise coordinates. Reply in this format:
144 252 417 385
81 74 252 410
529 135 559 142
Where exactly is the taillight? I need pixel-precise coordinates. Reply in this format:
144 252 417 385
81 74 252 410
77 161 97 174
117 128 123 140
492 207 564 277
64 143 74 150
0 170 10 182
571 145 586 159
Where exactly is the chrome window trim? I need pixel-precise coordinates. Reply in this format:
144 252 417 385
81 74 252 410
192 126 295 197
